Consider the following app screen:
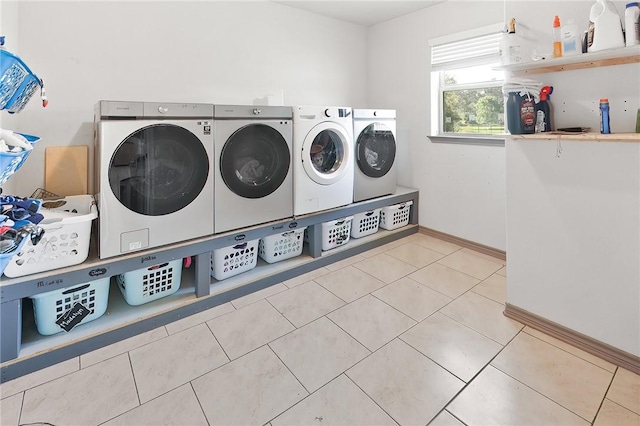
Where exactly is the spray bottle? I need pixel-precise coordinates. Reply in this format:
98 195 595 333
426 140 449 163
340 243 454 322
535 86 554 132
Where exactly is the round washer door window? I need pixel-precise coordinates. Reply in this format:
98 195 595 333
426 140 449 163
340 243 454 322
220 124 291 199
357 122 396 178
109 124 209 216
302 122 351 185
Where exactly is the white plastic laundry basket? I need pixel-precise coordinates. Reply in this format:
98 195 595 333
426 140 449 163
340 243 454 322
379 200 413 231
117 259 182 306
211 239 259 280
4 195 97 277
30 277 110 336
258 227 307 263
312 216 353 251
350 209 381 238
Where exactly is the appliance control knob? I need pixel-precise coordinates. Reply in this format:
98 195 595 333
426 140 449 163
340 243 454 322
373 111 378 116
253 108 261 115
158 106 169 114
324 108 331 117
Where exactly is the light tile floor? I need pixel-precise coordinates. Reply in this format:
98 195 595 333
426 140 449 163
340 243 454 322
1 233 639 426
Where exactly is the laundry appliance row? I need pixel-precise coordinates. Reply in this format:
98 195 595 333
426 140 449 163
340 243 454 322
94 101 397 260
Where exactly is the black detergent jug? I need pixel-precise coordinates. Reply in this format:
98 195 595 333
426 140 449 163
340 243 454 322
506 91 536 134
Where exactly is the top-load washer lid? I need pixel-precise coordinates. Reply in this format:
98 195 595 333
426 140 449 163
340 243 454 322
220 123 291 199
109 123 209 215
356 122 396 178
302 122 351 185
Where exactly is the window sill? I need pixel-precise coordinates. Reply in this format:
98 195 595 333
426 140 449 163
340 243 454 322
428 134 506 146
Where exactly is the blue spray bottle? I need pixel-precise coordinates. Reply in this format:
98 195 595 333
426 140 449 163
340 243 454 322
535 86 553 132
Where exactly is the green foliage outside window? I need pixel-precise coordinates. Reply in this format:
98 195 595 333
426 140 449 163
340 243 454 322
442 75 504 134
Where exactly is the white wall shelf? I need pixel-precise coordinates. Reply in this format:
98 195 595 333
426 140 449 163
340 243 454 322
499 45 640 75
510 132 639 142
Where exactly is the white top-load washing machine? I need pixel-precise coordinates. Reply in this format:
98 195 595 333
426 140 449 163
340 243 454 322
94 101 214 259
293 106 354 216
352 109 397 202
213 105 293 233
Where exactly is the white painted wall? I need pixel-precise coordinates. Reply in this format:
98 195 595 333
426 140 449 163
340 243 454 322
506 139 640 356
7 1 367 196
5 0 636 252
366 0 634 251
367 1 506 250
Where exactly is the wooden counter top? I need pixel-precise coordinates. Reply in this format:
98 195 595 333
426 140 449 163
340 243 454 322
508 132 640 142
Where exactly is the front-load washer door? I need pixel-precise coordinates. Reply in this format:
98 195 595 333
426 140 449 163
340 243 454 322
356 122 396 178
220 123 291 198
302 122 351 185
109 123 210 215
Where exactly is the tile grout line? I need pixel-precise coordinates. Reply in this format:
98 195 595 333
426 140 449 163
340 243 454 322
16 390 25 426
127 352 141 408
342 372 402 426
264 296 301 330
590 365 619 424
436 327 530 423
397 334 477 384
95 353 144 426
323 315 374 356
442 408 469 426
165 303 238 336
600 396 640 418
80 327 170 369
188 381 211 426
477 328 606 424
203 321 232 363
1 356 82 401
520 328 618 374
283 248 515 421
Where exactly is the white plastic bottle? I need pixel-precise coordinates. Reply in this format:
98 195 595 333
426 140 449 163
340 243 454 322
500 18 522 65
625 2 640 46
562 19 580 55
588 0 625 52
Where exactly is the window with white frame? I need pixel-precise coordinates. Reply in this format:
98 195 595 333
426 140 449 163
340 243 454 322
430 24 505 136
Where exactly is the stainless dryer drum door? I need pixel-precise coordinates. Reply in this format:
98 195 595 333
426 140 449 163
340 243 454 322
109 124 210 215
220 124 291 199
356 122 396 178
302 122 351 185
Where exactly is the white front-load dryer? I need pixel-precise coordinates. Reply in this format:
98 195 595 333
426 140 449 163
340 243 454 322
293 106 354 216
353 109 397 202
213 105 293 233
95 101 214 259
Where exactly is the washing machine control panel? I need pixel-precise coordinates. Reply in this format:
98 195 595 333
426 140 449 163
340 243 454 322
324 107 351 118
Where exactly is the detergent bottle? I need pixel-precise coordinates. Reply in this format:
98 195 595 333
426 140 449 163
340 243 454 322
553 16 563 57
588 0 625 52
535 86 553 133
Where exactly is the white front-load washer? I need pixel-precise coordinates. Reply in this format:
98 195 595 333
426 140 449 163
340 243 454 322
213 105 293 233
352 109 397 202
94 101 214 259
293 106 354 216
